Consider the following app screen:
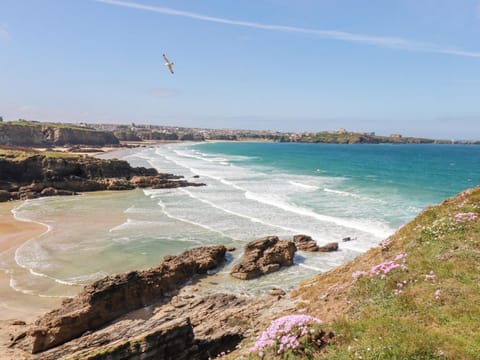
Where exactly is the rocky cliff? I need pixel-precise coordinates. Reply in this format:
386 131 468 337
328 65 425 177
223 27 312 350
0 152 205 201
0 123 119 147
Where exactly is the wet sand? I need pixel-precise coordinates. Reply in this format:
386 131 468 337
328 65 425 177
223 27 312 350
0 202 62 322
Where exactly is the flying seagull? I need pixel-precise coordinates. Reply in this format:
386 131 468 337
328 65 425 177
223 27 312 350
163 53 174 74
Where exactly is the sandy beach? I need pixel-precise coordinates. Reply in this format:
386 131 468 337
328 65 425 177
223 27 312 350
0 201 62 322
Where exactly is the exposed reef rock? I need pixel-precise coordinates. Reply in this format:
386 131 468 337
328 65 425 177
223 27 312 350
0 123 119 147
318 242 339 252
0 154 205 202
293 234 320 252
19 246 226 353
230 236 297 280
293 235 338 252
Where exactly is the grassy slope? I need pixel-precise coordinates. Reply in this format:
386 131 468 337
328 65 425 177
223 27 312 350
288 185 480 359
0 148 79 161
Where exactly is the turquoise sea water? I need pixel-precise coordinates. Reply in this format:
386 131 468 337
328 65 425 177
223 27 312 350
3 143 480 298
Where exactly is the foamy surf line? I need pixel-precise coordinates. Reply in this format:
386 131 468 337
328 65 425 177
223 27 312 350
9 275 74 298
180 188 305 235
288 181 319 190
323 188 386 204
157 199 234 240
28 269 79 286
11 200 52 235
12 200 55 272
244 191 393 238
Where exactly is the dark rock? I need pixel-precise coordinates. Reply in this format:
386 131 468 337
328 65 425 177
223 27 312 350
10 320 26 326
318 242 339 252
342 237 352 242
193 175 200 178
230 236 296 280
0 155 205 202
226 247 236 252
0 190 11 202
293 234 319 252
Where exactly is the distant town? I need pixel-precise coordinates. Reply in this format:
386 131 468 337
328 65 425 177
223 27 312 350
0 117 479 145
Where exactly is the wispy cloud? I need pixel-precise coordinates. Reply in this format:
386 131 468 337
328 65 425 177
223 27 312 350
96 0 480 58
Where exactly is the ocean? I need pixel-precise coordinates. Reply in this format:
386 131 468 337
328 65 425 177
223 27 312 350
3 142 480 298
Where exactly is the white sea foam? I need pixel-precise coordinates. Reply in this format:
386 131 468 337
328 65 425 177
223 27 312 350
244 191 392 238
180 189 302 234
109 219 168 232
323 187 386 204
157 199 233 239
288 181 320 190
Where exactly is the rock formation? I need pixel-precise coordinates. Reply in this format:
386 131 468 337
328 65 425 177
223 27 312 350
7 244 290 360
318 242 339 252
19 246 226 353
0 123 119 147
0 154 205 202
230 236 296 280
293 235 338 252
293 234 320 251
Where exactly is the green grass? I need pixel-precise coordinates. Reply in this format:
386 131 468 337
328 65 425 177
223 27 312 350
279 186 480 359
0 120 95 131
0 147 79 160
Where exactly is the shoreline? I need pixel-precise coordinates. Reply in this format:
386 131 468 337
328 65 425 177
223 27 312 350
0 201 63 321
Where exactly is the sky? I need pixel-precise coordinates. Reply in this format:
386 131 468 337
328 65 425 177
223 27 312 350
1 0 480 139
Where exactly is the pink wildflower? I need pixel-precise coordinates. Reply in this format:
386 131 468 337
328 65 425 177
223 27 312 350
435 289 441 299
381 238 392 250
425 271 436 281
250 314 322 355
352 253 407 280
454 212 479 222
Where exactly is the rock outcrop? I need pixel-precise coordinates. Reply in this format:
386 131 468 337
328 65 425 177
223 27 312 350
318 242 339 252
0 154 205 202
293 235 339 252
293 234 320 251
230 236 296 280
20 246 226 353
0 123 119 147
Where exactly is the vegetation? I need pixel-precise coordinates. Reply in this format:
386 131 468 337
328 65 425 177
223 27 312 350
0 147 79 160
0 119 95 131
234 186 480 359
289 131 435 144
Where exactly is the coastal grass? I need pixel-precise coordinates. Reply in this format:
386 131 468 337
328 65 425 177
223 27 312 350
252 186 480 359
0 147 79 160
0 120 94 131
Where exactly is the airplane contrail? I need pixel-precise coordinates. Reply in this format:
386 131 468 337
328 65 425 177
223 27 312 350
96 0 480 59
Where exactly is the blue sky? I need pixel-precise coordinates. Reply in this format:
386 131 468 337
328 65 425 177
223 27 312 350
1 0 480 139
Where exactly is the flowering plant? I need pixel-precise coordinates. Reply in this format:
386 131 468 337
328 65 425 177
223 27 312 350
250 314 328 358
454 212 479 222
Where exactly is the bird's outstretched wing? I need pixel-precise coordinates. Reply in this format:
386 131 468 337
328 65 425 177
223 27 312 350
163 53 174 74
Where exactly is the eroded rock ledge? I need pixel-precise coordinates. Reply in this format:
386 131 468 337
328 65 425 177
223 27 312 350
0 154 205 202
7 244 290 360
20 246 226 353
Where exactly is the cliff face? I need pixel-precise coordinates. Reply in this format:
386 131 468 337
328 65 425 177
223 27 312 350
0 124 119 146
0 124 46 146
